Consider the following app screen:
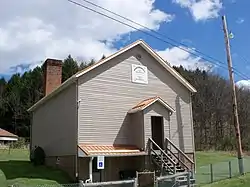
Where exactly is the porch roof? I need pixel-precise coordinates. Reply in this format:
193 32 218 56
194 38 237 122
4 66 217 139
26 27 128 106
128 96 175 114
78 144 146 156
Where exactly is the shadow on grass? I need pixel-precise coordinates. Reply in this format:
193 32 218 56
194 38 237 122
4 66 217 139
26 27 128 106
0 160 71 184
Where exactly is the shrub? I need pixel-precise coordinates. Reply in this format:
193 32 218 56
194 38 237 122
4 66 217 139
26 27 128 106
33 146 46 166
10 137 26 149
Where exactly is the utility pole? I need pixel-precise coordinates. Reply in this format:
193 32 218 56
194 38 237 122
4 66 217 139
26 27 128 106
222 15 244 175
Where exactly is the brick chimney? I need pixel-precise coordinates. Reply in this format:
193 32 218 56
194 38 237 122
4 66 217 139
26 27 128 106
43 58 63 96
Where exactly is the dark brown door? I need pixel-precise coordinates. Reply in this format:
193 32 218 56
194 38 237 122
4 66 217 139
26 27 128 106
151 116 164 149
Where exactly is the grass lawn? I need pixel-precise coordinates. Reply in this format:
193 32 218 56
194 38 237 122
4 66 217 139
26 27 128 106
195 151 236 168
195 151 250 187
201 173 250 187
1 149 249 187
0 149 71 187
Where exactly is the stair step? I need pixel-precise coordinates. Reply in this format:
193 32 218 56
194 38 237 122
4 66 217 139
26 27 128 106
151 151 188 175
154 157 177 164
152 154 173 158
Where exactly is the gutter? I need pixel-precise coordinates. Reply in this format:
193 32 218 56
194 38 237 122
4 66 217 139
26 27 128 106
75 78 79 181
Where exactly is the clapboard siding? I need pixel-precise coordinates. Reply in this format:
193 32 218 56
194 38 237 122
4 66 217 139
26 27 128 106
78 45 194 152
143 102 170 147
32 84 77 156
129 112 144 149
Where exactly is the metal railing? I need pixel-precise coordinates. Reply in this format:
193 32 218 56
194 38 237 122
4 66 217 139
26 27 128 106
11 180 136 187
148 138 177 175
164 137 194 173
155 172 194 187
81 179 136 187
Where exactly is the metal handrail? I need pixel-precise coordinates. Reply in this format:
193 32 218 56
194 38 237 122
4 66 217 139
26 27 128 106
149 138 176 165
165 147 190 171
148 138 177 174
165 137 194 164
157 171 189 180
165 137 194 171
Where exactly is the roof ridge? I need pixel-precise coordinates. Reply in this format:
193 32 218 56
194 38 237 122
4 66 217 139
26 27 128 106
132 96 159 110
74 39 143 77
28 39 196 112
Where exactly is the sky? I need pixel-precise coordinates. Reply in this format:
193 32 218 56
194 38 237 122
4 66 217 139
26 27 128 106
0 0 250 87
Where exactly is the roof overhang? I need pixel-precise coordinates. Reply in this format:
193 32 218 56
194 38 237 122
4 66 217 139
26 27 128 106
0 136 18 141
128 96 175 114
74 40 197 93
78 144 146 157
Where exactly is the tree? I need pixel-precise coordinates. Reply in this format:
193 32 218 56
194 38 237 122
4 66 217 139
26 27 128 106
0 54 250 152
101 55 106 60
62 55 79 82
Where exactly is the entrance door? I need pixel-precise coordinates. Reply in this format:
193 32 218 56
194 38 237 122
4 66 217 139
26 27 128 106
151 116 164 149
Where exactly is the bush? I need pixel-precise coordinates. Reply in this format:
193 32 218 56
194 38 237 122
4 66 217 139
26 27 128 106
33 146 46 166
10 137 26 149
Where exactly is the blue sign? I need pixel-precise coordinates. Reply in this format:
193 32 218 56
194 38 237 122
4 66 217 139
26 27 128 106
99 162 103 168
97 156 105 169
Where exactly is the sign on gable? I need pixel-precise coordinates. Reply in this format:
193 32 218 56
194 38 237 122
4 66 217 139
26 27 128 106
131 64 148 84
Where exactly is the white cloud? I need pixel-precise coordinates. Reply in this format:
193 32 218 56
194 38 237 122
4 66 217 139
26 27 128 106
0 0 173 74
157 46 213 71
236 18 245 24
236 80 250 90
173 0 223 21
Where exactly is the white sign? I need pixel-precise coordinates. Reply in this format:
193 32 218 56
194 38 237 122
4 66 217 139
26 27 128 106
97 156 105 170
131 64 148 84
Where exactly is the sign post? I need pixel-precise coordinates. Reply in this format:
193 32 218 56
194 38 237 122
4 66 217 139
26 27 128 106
97 156 104 182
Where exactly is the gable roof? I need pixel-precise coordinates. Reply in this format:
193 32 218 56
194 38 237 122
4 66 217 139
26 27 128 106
128 96 175 114
28 39 197 112
0 128 18 138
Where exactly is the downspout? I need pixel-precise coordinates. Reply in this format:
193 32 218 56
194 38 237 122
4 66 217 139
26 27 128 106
87 157 93 183
189 92 196 174
168 111 172 151
75 79 79 181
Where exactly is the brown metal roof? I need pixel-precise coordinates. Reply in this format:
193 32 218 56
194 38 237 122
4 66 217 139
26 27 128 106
78 144 145 156
0 128 18 137
132 96 159 110
128 96 175 114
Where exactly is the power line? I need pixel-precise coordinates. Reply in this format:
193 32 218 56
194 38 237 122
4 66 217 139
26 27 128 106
80 0 226 66
67 0 250 80
80 0 250 80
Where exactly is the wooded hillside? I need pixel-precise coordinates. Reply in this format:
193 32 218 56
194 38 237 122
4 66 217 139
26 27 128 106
0 55 249 151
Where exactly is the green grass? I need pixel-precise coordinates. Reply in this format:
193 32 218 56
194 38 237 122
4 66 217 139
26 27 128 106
201 173 250 187
0 149 71 187
1 149 249 187
195 151 250 187
195 151 236 168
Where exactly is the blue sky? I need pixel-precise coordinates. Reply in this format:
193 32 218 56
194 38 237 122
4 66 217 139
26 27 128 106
114 0 250 82
0 0 249 86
